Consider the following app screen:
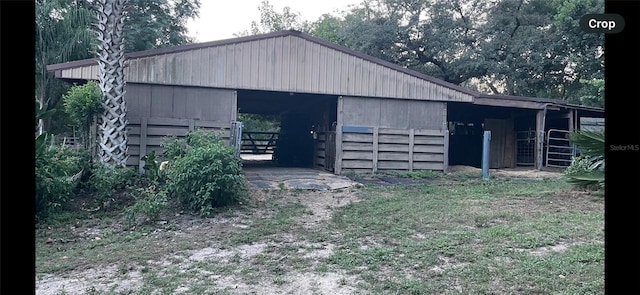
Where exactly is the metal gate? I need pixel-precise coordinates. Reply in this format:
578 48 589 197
230 121 243 157
515 130 536 166
546 129 575 168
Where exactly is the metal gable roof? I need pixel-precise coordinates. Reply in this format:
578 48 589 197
47 30 476 102
47 30 604 112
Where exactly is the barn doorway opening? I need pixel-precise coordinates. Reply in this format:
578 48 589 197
236 90 338 171
447 102 537 169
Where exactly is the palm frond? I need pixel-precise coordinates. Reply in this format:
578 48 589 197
570 130 604 157
565 170 605 188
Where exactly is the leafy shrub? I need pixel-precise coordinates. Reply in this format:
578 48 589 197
163 130 246 216
564 156 593 176
124 185 168 226
88 163 139 209
36 143 89 220
160 135 188 160
140 150 168 184
62 81 103 148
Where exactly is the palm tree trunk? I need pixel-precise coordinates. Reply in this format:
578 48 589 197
95 0 129 167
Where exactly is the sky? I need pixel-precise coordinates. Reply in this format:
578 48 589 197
186 0 362 42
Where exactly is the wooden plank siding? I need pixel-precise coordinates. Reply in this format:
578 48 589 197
126 83 235 122
125 117 231 169
338 126 447 173
342 97 445 130
56 34 474 103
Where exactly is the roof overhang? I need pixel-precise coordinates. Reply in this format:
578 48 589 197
475 94 604 112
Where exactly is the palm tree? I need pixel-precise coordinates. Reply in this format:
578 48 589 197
95 0 129 167
565 130 605 189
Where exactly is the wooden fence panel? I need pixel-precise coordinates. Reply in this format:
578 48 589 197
338 126 447 173
125 117 231 171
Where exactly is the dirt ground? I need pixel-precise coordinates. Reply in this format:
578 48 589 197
35 166 569 295
35 185 363 295
448 165 565 180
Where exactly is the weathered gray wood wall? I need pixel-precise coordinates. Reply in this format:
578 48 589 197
335 96 448 173
340 96 447 130
126 83 237 122
120 84 236 169
125 117 231 170
55 34 474 103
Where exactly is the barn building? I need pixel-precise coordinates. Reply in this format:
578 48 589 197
47 30 604 174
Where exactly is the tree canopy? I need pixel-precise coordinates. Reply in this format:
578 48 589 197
123 0 201 52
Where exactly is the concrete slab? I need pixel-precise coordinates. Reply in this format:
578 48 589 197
242 166 358 190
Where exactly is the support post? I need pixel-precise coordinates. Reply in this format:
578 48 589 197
409 129 415 172
482 131 491 180
335 96 344 174
372 126 379 173
443 130 449 173
138 117 148 173
535 108 547 170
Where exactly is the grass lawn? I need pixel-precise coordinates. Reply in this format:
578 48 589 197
35 174 604 294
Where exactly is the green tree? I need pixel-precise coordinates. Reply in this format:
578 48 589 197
62 81 103 149
36 0 96 134
236 0 312 36
308 13 346 44
123 0 201 52
570 78 604 108
36 0 202 136
307 0 604 105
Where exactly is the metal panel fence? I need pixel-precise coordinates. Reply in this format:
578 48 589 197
545 129 575 168
515 130 536 166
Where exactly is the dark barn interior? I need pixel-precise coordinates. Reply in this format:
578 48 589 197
447 102 537 168
236 90 337 169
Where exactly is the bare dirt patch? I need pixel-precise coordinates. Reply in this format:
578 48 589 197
213 271 359 295
36 265 143 295
448 165 565 180
289 187 362 228
36 183 362 295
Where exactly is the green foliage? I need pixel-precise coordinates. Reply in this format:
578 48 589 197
36 144 89 220
141 150 167 184
309 14 345 44
63 81 103 128
570 131 605 162
36 0 95 134
124 185 169 226
36 99 89 220
164 130 246 216
237 113 280 132
384 170 441 179
88 163 139 210
62 81 103 148
124 0 201 51
301 0 603 105
238 0 312 36
36 99 56 132
564 156 593 176
36 0 201 135
160 135 188 160
565 130 605 189
569 79 604 108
